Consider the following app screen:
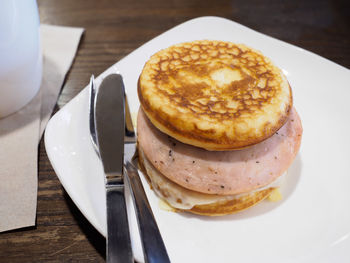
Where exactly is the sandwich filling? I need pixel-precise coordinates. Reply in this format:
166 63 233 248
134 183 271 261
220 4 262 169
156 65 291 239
139 147 285 210
137 107 302 196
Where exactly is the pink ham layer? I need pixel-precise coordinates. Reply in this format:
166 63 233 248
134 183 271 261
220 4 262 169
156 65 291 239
137 107 302 195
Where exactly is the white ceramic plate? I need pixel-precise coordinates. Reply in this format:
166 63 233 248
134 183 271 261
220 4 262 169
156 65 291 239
45 16 350 263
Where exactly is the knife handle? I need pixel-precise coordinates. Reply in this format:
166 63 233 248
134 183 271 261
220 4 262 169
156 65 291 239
106 185 133 263
125 162 171 263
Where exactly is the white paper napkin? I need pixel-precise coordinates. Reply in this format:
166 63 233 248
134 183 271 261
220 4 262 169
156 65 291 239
0 24 84 232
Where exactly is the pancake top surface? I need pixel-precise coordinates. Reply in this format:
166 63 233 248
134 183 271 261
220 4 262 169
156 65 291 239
138 40 292 150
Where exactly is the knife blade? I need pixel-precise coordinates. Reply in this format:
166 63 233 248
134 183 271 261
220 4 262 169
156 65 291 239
95 74 133 263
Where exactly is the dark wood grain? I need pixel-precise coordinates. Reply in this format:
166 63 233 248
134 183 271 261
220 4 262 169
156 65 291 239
0 0 349 262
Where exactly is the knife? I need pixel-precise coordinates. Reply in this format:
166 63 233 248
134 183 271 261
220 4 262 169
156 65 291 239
95 74 133 263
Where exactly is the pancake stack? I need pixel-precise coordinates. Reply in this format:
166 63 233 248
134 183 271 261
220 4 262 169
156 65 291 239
137 40 302 216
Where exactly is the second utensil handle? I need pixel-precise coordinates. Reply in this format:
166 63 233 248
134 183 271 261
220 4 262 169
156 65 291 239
125 162 171 263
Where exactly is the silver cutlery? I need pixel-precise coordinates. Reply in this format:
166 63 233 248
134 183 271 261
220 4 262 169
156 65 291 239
94 74 133 263
89 74 170 263
89 75 98 154
123 90 171 263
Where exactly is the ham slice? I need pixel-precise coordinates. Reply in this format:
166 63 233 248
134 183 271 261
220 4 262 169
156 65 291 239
137 107 302 195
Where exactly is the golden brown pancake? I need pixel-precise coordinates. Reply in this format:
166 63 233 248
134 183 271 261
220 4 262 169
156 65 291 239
189 188 275 216
138 40 292 151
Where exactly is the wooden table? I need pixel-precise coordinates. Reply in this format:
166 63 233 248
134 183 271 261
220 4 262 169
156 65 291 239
1 0 349 261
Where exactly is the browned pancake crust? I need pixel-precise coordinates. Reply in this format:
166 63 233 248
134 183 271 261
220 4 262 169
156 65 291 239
138 40 292 150
188 188 274 216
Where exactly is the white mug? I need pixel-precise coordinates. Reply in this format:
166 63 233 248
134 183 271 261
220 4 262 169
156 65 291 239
0 0 42 118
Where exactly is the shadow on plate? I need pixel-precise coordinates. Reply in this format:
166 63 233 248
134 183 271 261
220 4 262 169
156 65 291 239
180 154 303 222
